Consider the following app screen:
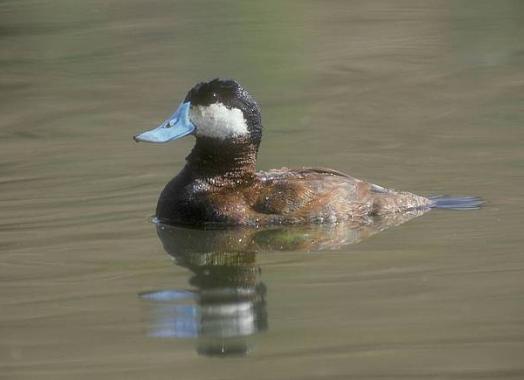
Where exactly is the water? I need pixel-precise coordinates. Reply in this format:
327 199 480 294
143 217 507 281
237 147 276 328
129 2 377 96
1 0 523 378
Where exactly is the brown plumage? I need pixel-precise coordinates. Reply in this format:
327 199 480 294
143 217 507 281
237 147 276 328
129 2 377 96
155 138 432 227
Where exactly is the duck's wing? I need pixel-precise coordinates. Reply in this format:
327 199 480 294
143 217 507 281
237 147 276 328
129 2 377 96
251 167 374 221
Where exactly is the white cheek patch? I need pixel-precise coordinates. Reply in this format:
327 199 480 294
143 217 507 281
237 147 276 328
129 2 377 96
190 103 249 140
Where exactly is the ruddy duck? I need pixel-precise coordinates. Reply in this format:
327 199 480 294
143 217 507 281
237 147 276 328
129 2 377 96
134 79 481 226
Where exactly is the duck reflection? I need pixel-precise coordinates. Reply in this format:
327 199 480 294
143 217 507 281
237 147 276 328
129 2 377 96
140 210 426 356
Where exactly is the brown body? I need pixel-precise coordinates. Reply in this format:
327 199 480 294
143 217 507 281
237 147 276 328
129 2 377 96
156 138 432 227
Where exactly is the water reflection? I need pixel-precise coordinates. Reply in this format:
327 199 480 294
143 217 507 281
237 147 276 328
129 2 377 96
141 210 426 356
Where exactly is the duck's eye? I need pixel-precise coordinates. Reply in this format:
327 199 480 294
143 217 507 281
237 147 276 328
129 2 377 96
211 92 218 101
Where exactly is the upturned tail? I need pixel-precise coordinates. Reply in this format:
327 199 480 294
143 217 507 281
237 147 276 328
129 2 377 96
429 195 483 210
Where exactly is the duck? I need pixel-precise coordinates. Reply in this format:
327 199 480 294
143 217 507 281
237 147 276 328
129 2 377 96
134 79 481 227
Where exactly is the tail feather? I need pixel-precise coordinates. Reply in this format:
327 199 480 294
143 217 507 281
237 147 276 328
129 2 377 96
429 195 483 210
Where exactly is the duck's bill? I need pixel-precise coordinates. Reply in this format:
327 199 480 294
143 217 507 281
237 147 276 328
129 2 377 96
133 102 195 143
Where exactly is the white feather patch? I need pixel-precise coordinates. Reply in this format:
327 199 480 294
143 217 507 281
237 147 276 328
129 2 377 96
190 103 249 140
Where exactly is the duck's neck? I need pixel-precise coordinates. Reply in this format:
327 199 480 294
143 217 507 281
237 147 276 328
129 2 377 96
185 137 258 185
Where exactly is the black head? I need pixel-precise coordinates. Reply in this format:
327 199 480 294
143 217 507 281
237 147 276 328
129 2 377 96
184 79 262 146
